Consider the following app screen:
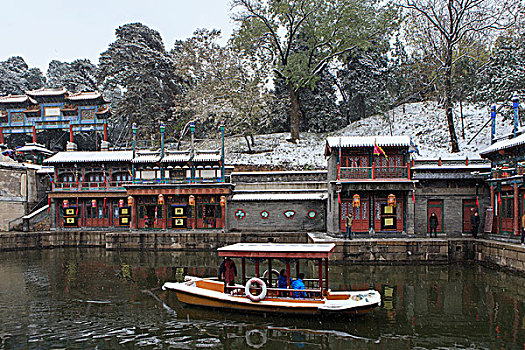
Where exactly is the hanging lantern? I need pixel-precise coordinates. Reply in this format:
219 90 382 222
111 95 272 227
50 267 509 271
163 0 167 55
189 195 195 206
91 199 97 207
119 199 124 207
127 196 133 207
63 199 69 208
387 193 396 207
158 194 165 205
220 196 226 207
352 194 360 208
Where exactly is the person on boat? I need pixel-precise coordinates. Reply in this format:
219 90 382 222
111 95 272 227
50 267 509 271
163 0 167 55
219 257 237 293
429 212 438 237
278 269 288 296
291 273 306 298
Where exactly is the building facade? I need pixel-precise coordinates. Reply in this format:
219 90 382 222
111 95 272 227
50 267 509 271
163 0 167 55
325 136 415 235
480 132 525 238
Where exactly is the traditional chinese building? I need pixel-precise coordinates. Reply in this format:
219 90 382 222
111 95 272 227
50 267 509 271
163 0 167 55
325 136 415 235
0 88 109 141
44 122 232 230
480 132 525 237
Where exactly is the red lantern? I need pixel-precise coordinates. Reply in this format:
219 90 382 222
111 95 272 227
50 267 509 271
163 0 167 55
387 193 396 207
127 196 133 207
63 199 69 208
119 199 124 207
189 195 195 206
220 196 226 207
353 194 360 208
158 194 165 205
91 199 97 207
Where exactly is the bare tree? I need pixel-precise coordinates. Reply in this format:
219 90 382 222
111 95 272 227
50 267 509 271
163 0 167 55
403 0 519 152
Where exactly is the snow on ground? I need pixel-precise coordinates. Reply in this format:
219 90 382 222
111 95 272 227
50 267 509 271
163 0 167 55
200 101 515 170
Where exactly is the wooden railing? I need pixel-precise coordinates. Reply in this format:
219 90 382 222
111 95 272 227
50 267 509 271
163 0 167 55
339 164 409 180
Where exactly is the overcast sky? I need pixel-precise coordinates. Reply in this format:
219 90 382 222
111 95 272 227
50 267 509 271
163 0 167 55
0 0 234 72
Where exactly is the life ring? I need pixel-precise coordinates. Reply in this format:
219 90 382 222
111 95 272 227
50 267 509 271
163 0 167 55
262 269 280 281
245 329 267 348
245 277 267 302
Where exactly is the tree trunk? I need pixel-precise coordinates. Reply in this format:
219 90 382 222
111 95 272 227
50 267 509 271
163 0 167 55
444 49 460 153
244 135 252 153
460 99 465 139
288 83 301 143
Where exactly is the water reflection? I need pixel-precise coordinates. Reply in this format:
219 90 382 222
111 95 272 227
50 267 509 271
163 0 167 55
0 248 523 349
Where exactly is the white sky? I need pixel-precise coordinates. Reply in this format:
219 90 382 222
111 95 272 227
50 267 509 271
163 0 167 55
0 0 234 73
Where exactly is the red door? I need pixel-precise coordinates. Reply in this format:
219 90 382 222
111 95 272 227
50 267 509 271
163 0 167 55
340 198 369 233
427 200 443 233
462 199 477 233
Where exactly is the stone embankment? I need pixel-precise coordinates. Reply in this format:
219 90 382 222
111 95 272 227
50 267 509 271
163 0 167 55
0 230 523 274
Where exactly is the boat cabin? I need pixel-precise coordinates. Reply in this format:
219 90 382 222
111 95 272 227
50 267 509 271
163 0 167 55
217 243 335 299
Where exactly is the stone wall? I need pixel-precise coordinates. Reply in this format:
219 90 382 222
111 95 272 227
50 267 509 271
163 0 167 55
227 200 326 232
475 240 525 274
414 186 490 236
0 201 26 231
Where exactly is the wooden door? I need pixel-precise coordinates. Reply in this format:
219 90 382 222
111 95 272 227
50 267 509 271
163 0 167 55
340 198 369 233
462 199 477 233
427 200 443 233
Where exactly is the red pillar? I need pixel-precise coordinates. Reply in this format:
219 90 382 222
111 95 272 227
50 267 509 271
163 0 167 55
241 258 246 285
286 260 291 288
324 258 329 292
103 123 108 141
69 124 74 143
490 185 495 209
0 127 4 144
318 259 323 296
32 125 37 143
514 182 519 236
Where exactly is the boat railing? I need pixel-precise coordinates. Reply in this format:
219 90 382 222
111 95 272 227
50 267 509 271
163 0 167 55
226 285 323 300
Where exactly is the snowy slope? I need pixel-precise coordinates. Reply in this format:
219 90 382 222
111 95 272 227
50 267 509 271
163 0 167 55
201 101 515 170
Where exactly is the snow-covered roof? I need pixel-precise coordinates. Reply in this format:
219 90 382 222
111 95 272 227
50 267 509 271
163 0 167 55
15 143 53 155
67 91 102 101
480 133 525 155
412 164 491 170
161 152 191 163
0 94 37 104
218 243 336 258
26 87 67 97
133 152 161 163
44 151 133 164
194 152 221 162
230 192 327 201
326 136 411 148
36 166 54 174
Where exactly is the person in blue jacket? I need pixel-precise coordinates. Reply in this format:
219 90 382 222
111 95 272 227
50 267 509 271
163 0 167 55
291 273 306 298
278 269 288 296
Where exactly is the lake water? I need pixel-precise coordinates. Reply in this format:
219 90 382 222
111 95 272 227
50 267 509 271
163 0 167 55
0 248 523 349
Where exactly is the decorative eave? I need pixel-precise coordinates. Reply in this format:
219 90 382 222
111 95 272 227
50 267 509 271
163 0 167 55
480 133 525 157
325 136 411 156
44 151 133 164
26 87 67 97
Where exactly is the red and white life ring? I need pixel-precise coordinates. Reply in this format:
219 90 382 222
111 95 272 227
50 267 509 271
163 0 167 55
245 277 267 302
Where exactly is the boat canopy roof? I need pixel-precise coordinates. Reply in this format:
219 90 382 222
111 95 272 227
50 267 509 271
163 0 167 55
217 243 336 259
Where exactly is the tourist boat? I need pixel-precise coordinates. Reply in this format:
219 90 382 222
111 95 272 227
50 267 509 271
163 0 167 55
162 243 381 316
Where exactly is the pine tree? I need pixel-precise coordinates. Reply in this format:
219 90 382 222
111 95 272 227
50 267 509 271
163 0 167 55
98 23 180 141
0 56 45 95
47 59 98 92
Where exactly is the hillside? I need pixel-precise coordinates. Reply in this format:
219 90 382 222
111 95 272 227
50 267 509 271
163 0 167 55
201 101 515 170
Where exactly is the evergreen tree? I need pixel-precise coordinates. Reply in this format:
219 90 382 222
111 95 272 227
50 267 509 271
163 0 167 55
336 44 392 123
98 23 180 141
0 56 45 95
47 59 98 92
